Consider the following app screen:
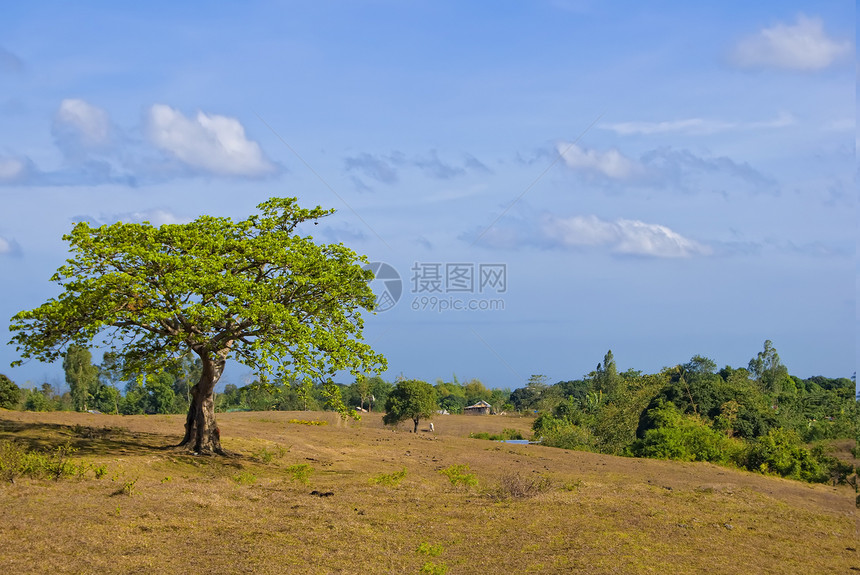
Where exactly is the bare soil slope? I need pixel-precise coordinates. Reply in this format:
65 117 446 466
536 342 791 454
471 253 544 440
0 409 856 574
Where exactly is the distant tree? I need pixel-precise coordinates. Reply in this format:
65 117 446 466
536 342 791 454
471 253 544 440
62 344 98 412
145 372 177 414
91 383 120 414
510 374 548 411
0 374 19 409
593 350 621 397
352 375 374 411
462 379 491 405
383 379 438 433
9 197 386 454
23 388 51 412
369 376 393 412
748 340 790 395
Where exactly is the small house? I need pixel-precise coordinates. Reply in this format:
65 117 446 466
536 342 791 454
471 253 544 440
464 400 492 415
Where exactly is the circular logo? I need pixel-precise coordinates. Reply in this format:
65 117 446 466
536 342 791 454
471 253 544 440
362 262 402 312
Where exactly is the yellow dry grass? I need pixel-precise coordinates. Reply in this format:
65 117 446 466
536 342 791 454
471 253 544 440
0 409 856 574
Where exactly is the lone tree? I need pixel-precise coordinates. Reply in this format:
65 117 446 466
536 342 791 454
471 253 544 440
9 198 386 454
383 379 438 433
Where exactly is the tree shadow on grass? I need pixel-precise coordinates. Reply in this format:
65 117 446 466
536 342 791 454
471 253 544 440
0 417 180 457
0 417 252 467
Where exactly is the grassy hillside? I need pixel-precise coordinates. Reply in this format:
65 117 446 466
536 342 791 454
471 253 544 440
0 409 856 574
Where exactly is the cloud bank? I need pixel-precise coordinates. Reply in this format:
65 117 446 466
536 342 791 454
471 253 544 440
555 142 776 194
471 212 711 259
601 113 794 136
541 214 711 258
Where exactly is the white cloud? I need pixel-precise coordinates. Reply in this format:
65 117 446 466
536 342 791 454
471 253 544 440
733 15 851 71
556 142 642 180
541 214 711 258
54 99 111 148
0 156 27 181
147 104 275 177
601 113 794 136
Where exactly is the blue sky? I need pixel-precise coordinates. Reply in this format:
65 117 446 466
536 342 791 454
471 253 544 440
0 1 855 392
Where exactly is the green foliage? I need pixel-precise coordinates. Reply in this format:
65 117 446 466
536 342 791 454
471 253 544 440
631 402 744 464
63 344 98 412
0 440 92 482
286 463 313 485
253 445 288 463
744 429 827 482
416 542 443 557
9 197 386 418
371 468 407 487
538 423 597 451
0 374 19 409
510 374 548 411
23 388 52 412
420 562 448 575
438 464 478 488
469 428 524 441
383 379 438 432
417 542 448 574
233 470 257 485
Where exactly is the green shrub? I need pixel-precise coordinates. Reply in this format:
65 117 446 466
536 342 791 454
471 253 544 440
286 463 313 485
0 440 90 482
371 468 407 487
468 428 525 441
233 470 257 485
743 429 828 482
438 464 478 488
630 402 743 465
540 424 597 451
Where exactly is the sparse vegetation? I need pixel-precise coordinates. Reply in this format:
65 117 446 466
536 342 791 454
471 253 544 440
0 408 855 574
286 463 314 485
438 464 478 488
469 427 524 441
493 471 553 499
0 439 93 482
371 467 407 487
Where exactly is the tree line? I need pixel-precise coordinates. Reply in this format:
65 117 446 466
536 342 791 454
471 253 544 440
1 339 856 485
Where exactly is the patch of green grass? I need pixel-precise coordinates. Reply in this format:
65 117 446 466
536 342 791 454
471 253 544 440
234 470 257 485
0 440 92 482
417 542 447 574
438 464 478 488
469 428 525 441
371 468 407 487
416 542 443 557
286 463 313 484
287 419 327 426
253 444 289 463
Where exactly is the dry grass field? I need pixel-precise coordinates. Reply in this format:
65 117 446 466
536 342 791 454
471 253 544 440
0 409 857 574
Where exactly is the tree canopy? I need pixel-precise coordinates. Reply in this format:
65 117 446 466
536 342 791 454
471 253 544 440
383 379 438 433
9 197 386 453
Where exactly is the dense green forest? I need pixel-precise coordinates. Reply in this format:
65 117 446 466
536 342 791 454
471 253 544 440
1 340 856 485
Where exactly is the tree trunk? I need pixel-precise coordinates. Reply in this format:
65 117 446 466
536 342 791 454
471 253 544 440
179 351 227 455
